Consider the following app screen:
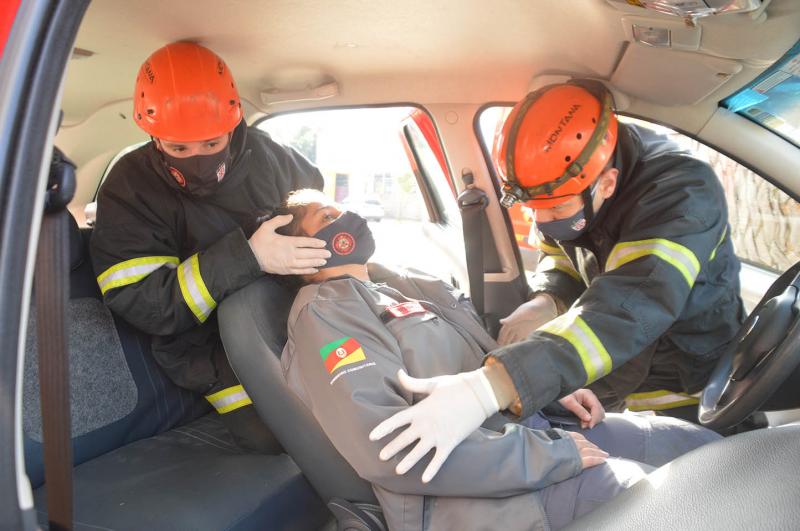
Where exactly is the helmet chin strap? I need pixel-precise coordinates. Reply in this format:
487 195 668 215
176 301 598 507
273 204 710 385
581 183 596 227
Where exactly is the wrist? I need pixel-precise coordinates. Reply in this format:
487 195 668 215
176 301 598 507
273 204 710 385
247 236 266 271
532 292 565 315
482 359 521 415
475 368 500 414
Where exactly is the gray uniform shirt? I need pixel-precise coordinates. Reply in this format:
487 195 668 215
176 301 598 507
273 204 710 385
282 265 581 531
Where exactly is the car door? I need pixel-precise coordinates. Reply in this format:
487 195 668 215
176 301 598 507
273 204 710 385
398 108 530 327
0 1 89 529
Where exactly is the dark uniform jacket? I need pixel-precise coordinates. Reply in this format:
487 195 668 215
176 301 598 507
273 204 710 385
493 123 745 418
283 264 581 531
91 121 323 395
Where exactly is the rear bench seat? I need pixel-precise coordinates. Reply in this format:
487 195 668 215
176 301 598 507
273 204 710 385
23 214 329 530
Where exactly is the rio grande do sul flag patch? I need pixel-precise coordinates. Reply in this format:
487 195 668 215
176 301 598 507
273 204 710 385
320 337 366 374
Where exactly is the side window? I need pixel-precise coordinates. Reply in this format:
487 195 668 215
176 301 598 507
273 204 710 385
619 117 799 274
259 106 461 282
476 107 800 275
400 112 460 224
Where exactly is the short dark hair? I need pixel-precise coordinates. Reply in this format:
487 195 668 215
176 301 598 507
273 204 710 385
274 188 329 237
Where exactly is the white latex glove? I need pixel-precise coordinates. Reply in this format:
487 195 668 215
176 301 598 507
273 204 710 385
497 293 559 346
369 368 500 483
559 389 606 429
248 215 330 275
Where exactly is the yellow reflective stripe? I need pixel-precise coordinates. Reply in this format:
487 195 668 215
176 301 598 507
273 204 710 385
537 242 563 255
539 310 612 384
176 254 217 323
606 238 700 287
97 256 179 295
190 254 216 311
625 390 700 412
528 231 563 255
709 227 728 261
205 384 253 414
537 255 581 281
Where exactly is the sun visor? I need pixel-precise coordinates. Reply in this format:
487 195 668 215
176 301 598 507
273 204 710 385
611 46 742 106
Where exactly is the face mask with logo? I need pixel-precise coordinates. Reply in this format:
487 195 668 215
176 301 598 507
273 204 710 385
536 208 589 241
536 182 599 241
312 211 376 268
161 143 231 197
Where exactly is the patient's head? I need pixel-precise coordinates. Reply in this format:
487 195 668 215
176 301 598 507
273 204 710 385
277 188 375 284
277 188 342 236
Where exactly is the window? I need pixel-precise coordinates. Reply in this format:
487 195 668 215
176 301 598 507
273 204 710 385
621 117 799 273
401 115 460 224
721 39 800 147
259 107 461 281
476 107 800 274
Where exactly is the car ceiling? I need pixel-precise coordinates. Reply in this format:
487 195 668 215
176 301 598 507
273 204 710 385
55 0 800 215
63 0 800 129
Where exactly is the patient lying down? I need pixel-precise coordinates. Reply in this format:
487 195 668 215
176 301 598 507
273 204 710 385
278 188 720 530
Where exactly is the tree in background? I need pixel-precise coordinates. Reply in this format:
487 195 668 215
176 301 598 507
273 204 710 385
291 125 318 163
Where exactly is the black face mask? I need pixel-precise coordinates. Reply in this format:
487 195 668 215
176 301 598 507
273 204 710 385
312 211 376 269
161 143 232 197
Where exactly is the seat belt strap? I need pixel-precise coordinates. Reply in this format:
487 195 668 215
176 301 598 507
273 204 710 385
457 170 489 318
34 148 76 531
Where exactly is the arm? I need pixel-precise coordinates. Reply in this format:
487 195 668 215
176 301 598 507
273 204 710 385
492 161 731 417
497 232 583 346
528 230 585 310
285 296 582 498
90 174 263 336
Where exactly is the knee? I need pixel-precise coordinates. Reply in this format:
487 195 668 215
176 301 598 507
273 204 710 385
579 458 653 501
540 458 651 530
644 414 721 466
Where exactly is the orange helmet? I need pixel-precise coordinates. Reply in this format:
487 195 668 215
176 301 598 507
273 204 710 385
133 42 242 142
495 81 618 209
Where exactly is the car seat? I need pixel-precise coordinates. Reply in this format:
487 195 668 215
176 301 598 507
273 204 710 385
218 276 386 531
24 213 328 530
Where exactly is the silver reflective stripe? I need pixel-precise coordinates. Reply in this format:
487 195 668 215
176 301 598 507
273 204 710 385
539 310 612 384
625 390 700 412
205 384 253 414
606 238 700 287
176 254 217 323
97 256 179 294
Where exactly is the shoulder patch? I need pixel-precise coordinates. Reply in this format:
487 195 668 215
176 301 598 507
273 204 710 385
320 336 366 374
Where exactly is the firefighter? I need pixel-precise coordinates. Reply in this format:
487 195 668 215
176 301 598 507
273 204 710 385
369 80 743 482
90 42 330 452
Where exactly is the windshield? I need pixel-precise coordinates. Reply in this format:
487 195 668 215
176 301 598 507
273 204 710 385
721 39 800 147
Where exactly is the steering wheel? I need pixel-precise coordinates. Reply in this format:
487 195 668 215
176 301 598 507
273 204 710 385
698 262 800 430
